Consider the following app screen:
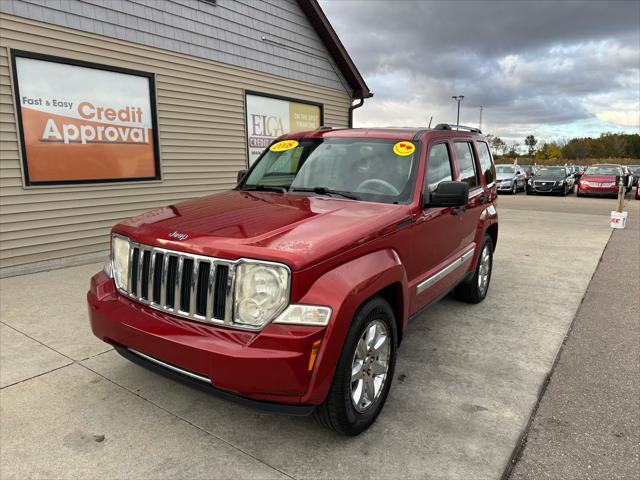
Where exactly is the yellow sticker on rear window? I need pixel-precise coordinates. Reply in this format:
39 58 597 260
393 141 416 156
270 140 299 152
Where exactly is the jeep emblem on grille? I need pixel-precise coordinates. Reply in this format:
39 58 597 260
168 231 189 241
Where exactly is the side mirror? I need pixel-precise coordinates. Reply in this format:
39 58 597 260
237 169 248 183
426 181 469 207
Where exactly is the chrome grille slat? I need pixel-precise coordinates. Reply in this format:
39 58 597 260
149 250 157 303
188 259 199 317
136 247 144 300
205 262 216 321
175 256 184 313
120 242 234 326
160 253 170 306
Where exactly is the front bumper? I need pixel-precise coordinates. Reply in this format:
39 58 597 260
527 182 565 193
496 181 515 192
88 271 326 409
577 184 618 196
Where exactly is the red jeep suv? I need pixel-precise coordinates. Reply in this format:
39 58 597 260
88 124 498 435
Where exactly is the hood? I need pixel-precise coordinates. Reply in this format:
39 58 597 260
114 190 406 270
533 175 564 181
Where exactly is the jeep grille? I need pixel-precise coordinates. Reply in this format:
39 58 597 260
121 243 234 325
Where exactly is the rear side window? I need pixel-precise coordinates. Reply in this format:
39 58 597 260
476 141 495 185
454 142 478 188
425 143 453 193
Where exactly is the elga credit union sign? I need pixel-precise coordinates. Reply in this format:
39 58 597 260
245 92 322 165
11 51 160 185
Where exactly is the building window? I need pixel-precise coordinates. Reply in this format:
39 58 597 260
11 50 160 186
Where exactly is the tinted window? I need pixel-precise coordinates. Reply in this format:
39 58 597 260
454 142 478 188
425 143 453 194
477 143 495 184
243 138 420 204
584 165 622 176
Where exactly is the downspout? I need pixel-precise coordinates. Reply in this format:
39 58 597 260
348 93 372 128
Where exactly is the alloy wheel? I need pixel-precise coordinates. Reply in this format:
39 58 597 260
477 244 491 296
350 320 391 413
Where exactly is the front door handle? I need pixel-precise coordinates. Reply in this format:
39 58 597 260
452 206 465 215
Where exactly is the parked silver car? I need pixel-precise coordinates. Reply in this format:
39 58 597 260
496 164 526 194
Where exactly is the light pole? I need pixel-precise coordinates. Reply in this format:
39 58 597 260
479 105 483 131
452 95 464 129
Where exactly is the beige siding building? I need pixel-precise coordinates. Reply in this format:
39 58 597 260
0 0 370 276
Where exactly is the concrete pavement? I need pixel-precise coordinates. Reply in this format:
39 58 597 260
509 197 639 479
0 194 622 479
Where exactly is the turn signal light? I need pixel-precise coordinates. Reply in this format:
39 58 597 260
308 339 322 372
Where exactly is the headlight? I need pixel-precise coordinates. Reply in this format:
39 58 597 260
557 180 565 185
112 235 131 291
274 305 332 326
234 262 289 328
528 178 532 185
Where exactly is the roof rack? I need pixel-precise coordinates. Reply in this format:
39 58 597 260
433 123 482 133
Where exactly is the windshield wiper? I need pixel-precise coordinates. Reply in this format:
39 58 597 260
241 185 288 193
290 187 360 200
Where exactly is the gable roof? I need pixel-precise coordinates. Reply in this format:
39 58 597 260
296 0 372 99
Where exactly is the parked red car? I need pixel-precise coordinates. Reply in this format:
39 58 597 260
576 164 624 198
88 124 498 435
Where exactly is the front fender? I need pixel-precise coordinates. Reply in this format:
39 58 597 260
297 248 408 404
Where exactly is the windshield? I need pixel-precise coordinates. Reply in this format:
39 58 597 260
584 165 621 176
240 138 420 204
496 165 515 174
629 165 640 174
535 167 566 177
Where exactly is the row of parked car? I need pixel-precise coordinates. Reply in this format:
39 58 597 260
495 163 640 199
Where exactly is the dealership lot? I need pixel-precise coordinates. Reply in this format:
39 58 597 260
1 194 631 479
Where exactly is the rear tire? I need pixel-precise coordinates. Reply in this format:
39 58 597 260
454 235 494 304
314 297 397 436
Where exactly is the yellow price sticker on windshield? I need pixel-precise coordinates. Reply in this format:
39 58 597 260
393 141 415 156
270 140 299 152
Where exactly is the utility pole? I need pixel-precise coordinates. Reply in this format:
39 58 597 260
479 105 483 131
452 95 464 129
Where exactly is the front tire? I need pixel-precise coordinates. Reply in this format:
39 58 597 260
511 182 517 194
454 235 494 304
314 297 397 436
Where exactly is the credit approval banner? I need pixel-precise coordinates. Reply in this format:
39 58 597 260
12 52 159 185
245 93 322 165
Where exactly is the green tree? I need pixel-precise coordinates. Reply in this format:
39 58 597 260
524 135 538 156
491 136 507 155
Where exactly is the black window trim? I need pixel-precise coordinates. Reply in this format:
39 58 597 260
423 140 454 206
453 140 481 191
475 140 496 188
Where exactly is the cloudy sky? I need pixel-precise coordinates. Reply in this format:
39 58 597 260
320 0 640 148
